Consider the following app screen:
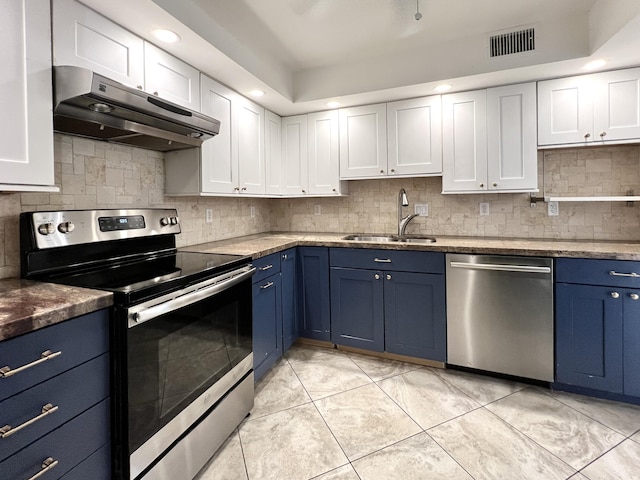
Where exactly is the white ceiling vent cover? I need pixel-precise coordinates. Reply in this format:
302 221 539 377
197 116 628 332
488 27 535 58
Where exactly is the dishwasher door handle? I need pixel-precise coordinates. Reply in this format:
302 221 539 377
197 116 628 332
449 261 551 274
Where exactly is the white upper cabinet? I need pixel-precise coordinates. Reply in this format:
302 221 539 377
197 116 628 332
339 104 388 179
443 83 537 193
0 0 56 191
538 68 640 146
387 96 442 176
237 97 266 194
265 111 282 195
144 42 200 111
281 115 309 195
308 110 342 195
52 0 144 89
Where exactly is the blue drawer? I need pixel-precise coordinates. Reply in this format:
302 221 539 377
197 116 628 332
252 252 281 284
556 258 640 288
0 398 110 480
0 309 109 402
0 354 109 462
330 248 444 274
60 442 111 480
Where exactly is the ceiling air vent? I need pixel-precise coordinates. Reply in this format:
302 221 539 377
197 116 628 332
489 27 535 58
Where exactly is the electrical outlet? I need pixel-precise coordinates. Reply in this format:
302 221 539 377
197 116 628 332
205 209 213 223
250 206 256 218
314 204 321 216
414 204 429 216
548 201 559 216
479 202 490 216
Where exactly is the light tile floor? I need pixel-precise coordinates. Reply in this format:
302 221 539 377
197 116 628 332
196 344 640 480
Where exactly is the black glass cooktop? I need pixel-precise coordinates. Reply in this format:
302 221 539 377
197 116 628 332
47 251 250 304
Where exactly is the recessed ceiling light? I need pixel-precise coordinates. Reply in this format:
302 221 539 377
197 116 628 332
249 89 265 97
583 59 607 70
326 101 341 108
434 84 452 93
152 29 180 44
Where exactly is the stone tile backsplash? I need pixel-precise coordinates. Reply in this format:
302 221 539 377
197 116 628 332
1 136 639 280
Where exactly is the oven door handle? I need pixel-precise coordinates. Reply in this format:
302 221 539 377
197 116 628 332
130 267 256 327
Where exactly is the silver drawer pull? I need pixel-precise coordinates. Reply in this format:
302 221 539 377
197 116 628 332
1 403 59 439
260 282 274 290
259 264 273 271
0 350 62 378
27 457 59 480
609 270 640 278
374 258 392 263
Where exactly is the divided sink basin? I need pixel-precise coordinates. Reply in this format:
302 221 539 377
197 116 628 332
342 234 436 244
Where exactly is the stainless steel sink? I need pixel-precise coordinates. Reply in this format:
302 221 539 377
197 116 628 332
342 234 436 244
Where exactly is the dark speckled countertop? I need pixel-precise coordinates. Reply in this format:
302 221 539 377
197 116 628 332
0 279 113 342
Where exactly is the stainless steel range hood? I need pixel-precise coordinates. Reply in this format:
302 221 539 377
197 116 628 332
53 66 220 152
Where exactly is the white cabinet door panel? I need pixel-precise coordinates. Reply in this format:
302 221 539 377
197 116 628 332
237 98 265 194
593 68 640 142
339 104 387 178
265 111 282 195
308 111 340 194
281 115 308 195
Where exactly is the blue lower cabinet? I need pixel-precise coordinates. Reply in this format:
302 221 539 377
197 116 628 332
555 283 624 393
252 273 282 381
384 271 446 361
624 293 640 397
281 249 298 351
330 267 385 351
297 247 331 341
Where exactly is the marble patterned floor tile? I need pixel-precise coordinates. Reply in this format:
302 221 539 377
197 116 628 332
570 474 590 480
286 345 372 400
195 430 247 480
311 464 360 480
434 368 527 405
344 351 422 381
486 388 625 470
377 368 481 429
428 408 577 480
633 431 640 444
352 432 473 480
249 359 311 419
547 389 640 437
314 383 421 460
239 403 348 480
580 439 640 480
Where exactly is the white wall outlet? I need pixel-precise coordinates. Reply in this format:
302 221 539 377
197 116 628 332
314 204 321 215
548 201 559 216
205 209 213 223
414 204 429 216
250 206 256 218
479 202 490 216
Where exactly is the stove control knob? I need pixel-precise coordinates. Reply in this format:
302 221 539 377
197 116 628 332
37 223 55 235
57 221 75 234
160 217 170 226
170 216 179 225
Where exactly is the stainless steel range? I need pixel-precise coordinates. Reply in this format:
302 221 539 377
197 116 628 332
20 208 255 480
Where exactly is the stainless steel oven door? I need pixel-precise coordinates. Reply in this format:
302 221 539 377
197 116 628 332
126 266 255 479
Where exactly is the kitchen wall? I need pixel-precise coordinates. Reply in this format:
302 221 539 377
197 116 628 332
1 138 639 280
0 134 270 279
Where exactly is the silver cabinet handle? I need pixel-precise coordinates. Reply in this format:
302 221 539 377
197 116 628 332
259 264 273 271
0 350 62 378
1 404 59 439
449 261 551 274
374 258 392 263
374 274 380 280
26 457 58 480
609 270 640 278
611 292 620 299
631 293 639 300
260 282 274 290
386 274 392 280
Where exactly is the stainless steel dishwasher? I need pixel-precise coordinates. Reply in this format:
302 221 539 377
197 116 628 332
446 254 554 382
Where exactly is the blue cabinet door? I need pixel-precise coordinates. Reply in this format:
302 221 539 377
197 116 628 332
384 271 446 361
297 247 331 341
252 274 282 381
624 293 640 397
330 267 384 351
555 283 623 393
281 248 298 351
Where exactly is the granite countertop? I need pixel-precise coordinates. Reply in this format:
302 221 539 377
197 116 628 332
0 279 113 342
182 232 640 261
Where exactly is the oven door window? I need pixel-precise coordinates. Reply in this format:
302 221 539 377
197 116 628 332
126 278 252 454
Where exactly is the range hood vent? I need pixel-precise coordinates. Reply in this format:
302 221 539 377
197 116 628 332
489 27 535 58
53 66 220 152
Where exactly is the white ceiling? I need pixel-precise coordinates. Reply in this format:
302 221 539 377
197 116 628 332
79 0 640 116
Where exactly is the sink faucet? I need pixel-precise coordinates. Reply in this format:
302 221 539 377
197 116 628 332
398 188 419 236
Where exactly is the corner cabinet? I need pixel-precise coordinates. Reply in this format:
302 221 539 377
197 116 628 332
442 83 537 193
0 0 56 192
538 68 640 147
297 247 331 341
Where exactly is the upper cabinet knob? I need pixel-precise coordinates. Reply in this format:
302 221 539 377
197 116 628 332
479 183 485 188
380 170 384 174
600 131 607 138
584 133 591 139
492 182 498 187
